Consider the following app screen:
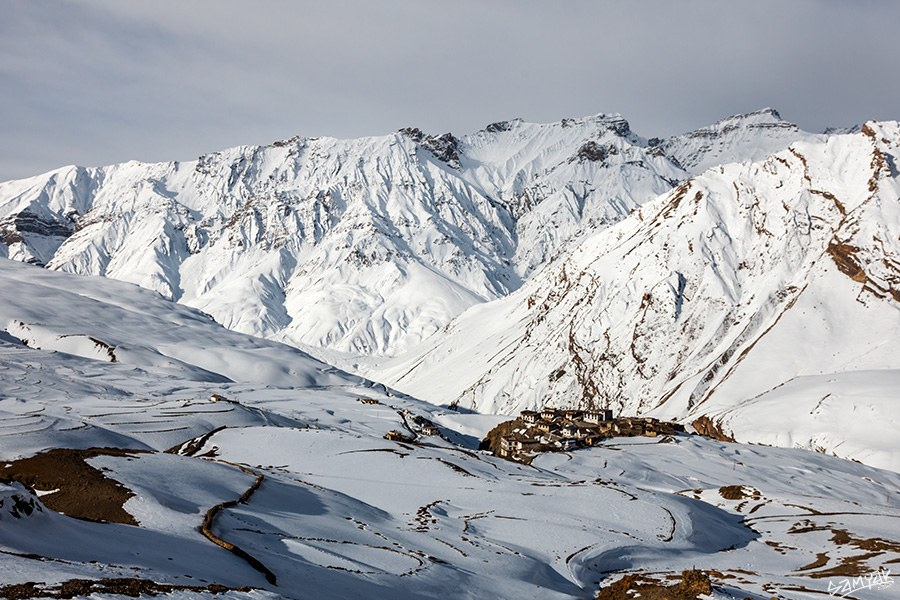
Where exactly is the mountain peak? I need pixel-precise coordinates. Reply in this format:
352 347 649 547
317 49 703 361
660 108 816 175
397 127 461 167
696 107 795 135
478 118 524 134
716 107 784 124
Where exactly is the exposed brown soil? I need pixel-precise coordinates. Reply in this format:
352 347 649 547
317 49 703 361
827 239 868 283
831 528 900 553
861 122 887 192
0 448 149 526
411 499 444 532
804 526 900 578
595 569 712 600
786 523 900 579
0 582 40 600
797 552 829 571
88 337 118 362
164 426 226 457
691 416 736 442
809 188 846 215
806 553 883 579
719 485 760 501
0 578 253 599
426 457 475 477
3 447 279 586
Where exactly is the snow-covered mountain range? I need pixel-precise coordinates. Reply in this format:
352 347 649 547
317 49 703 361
3 107 899 470
2 108 900 599
0 109 815 359
375 121 900 470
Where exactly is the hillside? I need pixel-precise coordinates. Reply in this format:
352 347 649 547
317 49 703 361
0 257 898 599
373 122 900 471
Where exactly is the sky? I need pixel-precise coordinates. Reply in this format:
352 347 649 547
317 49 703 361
1 0 899 182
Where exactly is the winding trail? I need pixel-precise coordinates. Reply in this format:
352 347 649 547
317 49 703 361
199 460 277 586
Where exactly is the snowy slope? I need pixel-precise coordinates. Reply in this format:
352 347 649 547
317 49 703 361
0 251 898 599
375 122 900 470
0 259 357 390
454 115 684 278
1 350 898 599
0 111 812 359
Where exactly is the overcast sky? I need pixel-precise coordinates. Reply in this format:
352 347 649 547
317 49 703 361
2 0 898 181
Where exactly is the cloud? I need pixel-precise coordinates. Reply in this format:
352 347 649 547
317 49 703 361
1 0 898 181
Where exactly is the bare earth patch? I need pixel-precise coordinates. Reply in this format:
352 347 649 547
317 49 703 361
691 416 736 442
0 447 149 526
0 577 253 599
595 569 712 600
719 485 760 500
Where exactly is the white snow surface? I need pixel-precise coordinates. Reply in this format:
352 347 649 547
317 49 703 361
375 122 900 471
0 260 354 389
0 258 898 599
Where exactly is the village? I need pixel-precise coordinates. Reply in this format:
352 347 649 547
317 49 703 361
482 407 686 461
